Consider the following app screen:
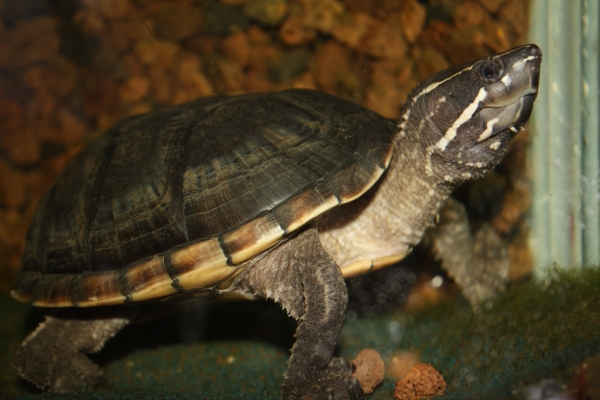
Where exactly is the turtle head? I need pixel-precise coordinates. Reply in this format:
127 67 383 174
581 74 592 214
398 44 541 184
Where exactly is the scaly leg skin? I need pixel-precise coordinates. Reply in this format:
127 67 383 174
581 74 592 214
12 312 129 393
425 197 509 305
241 227 363 400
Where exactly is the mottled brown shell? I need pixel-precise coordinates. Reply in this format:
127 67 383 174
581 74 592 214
12 89 395 307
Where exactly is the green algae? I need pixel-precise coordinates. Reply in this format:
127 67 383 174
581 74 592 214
1 266 598 399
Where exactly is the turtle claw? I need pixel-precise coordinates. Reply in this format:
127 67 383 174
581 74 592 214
283 357 364 400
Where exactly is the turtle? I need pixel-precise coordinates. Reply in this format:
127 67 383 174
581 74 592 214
12 44 541 399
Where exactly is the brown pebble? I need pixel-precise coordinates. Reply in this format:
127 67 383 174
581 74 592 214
119 76 151 102
221 32 251 67
0 17 60 69
411 46 450 81
81 0 130 19
398 0 426 43
2 127 40 166
351 349 385 395
220 0 248 5
498 0 529 42
172 52 215 102
312 41 351 93
280 16 315 45
476 0 505 13
0 159 26 208
395 363 446 400
359 22 407 60
331 12 374 49
153 4 203 42
0 97 24 132
243 0 289 26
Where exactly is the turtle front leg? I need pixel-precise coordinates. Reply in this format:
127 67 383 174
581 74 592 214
242 227 362 400
424 197 509 305
12 311 129 393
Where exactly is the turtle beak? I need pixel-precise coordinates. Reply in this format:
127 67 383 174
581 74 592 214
477 92 535 141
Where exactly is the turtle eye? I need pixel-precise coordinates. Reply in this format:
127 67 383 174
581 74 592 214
480 62 498 80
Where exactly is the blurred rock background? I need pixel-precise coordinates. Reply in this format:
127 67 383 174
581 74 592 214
0 0 530 293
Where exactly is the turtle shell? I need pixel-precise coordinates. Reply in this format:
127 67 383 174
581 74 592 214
13 89 396 307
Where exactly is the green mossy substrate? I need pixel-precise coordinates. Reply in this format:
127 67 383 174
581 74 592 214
2 266 599 399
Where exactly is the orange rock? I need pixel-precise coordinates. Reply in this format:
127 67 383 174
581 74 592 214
300 0 344 34
82 74 118 117
2 127 40 166
351 349 385 394
243 0 289 26
411 46 450 81
41 57 79 99
126 103 153 117
55 108 88 145
2 17 61 69
110 18 146 44
498 0 529 42
147 64 176 104
398 0 426 43
247 42 280 75
81 0 130 19
173 52 215 102
364 61 404 119
30 87 57 118
153 4 203 42
290 72 317 90
455 0 488 28
418 20 453 55
134 37 179 68
220 0 248 5
280 16 315 45
394 363 446 400
221 32 251 67
0 97 24 132
123 53 146 77
359 22 407 61
476 0 505 13
73 9 105 36
331 12 374 49
119 76 151 102
244 69 274 93
247 25 272 45
312 41 351 93
0 159 26 208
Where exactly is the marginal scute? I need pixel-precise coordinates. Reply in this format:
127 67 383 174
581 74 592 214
72 271 125 307
118 256 178 303
30 274 77 307
11 271 41 303
170 238 234 290
329 156 386 204
221 212 285 265
272 183 339 233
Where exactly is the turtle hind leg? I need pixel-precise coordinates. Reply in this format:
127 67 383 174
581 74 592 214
241 227 362 400
12 312 129 393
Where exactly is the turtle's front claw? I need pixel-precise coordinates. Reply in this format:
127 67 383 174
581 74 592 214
283 357 364 400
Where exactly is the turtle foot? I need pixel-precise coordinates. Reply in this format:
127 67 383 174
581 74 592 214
283 357 364 400
12 314 128 393
13 345 103 393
